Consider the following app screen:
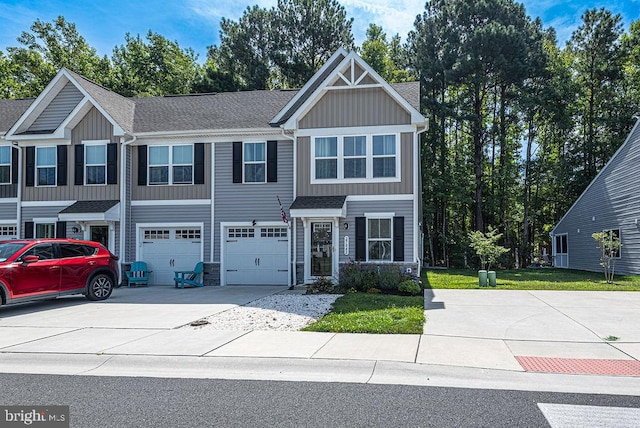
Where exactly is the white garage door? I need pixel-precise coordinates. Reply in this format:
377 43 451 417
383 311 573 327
0 225 17 240
141 227 202 285
225 226 288 285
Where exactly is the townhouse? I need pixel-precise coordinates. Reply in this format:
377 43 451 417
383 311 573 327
0 48 427 286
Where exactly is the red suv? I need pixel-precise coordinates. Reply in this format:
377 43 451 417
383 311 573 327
0 239 119 306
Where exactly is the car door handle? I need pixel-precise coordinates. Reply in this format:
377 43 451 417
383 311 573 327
88 261 96 266
50 266 60 270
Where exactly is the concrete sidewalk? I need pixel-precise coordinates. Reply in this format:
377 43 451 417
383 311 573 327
0 287 639 395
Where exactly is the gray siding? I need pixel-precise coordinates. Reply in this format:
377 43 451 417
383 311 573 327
299 87 410 129
296 133 413 196
0 147 18 198
553 121 640 274
23 107 119 201
29 82 83 132
21 205 69 237
213 140 294 262
132 143 211 200
292 199 414 266
130 205 212 261
0 202 17 220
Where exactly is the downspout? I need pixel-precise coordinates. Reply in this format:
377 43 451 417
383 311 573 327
415 124 428 276
280 127 296 288
119 132 137 284
13 142 21 239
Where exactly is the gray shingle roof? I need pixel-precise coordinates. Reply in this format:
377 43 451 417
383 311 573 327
290 195 347 210
59 200 120 214
0 98 35 134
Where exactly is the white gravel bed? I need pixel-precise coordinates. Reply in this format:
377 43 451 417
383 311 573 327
189 294 342 331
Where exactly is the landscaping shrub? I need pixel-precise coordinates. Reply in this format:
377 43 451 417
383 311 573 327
306 276 335 294
398 280 421 295
338 260 412 293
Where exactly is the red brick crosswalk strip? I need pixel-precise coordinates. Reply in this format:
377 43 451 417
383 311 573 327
515 356 640 376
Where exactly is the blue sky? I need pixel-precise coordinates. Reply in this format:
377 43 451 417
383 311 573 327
0 0 637 61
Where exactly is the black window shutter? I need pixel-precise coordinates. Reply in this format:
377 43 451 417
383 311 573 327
56 221 67 238
24 221 34 239
74 144 84 185
56 146 67 186
267 140 277 182
25 146 35 187
393 216 404 262
11 147 18 184
107 143 118 184
138 145 147 186
194 143 205 184
56 145 67 186
232 142 242 183
355 217 366 261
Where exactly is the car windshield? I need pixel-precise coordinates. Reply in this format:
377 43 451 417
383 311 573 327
0 242 28 262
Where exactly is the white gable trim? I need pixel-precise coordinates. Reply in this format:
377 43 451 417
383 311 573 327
281 51 426 130
5 69 125 141
551 117 640 235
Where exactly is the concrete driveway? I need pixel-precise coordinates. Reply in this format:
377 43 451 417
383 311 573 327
0 285 286 330
421 289 640 373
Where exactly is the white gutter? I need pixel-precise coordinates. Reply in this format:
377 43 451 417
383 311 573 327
415 124 428 275
119 132 137 283
15 142 22 239
279 127 296 289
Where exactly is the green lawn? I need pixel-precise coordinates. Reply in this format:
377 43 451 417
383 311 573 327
425 268 640 291
302 293 425 334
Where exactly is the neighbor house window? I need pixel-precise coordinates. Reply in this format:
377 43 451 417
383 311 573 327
244 142 266 183
313 134 399 181
315 137 338 179
85 143 106 185
35 223 55 238
367 218 392 261
148 145 193 185
343 136 366 179
0 146 11 184
36 147 56 186
372 135 396 178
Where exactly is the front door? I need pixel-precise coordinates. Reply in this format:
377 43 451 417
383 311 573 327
90 225 109 248
311 222 332 277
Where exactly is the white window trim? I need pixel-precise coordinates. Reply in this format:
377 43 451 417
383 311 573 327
553 233 569 268
311 133 401 184
35 146 56 187
365 213 394 262
84 140 108 186
148 144 194 186
33 217 58 239
0 146 11 185
243 141 267 184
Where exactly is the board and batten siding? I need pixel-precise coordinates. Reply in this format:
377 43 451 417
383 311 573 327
131 143 211 200
28 81 83 132
553 120 640 275
299 87 410 129
296 133 413 196
128 205 212 262
213 140 294 262
0 147 18 199
23 107 119 201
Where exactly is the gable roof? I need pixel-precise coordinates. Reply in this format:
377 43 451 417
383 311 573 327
0 98 34 135
551 117 640 235
270 49 425 129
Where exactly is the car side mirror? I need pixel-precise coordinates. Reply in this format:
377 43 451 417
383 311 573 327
21 255 40 264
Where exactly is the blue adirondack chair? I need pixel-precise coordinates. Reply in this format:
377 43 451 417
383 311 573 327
125 261 152 287
174 262 205 288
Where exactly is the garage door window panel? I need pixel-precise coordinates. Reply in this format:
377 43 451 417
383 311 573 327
0 225 16 238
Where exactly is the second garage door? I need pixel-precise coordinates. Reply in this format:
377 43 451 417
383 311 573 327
224 226 288 285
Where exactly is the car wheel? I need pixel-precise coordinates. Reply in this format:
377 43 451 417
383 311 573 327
86 274 114 301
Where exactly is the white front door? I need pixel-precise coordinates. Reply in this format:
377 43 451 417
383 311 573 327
224 226 288 285
140 227 202 285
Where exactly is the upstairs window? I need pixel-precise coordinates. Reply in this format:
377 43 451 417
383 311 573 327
313 134 399 182
0 146 10 184
148 145 193 185
315 137 338 179
85 144 106 185
244 142 266 183
36 147 56 186
372 135 396 178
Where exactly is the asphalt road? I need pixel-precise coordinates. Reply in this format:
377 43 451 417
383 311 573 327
1 374 639 427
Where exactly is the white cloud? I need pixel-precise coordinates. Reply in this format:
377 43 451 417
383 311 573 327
340 0 424 42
